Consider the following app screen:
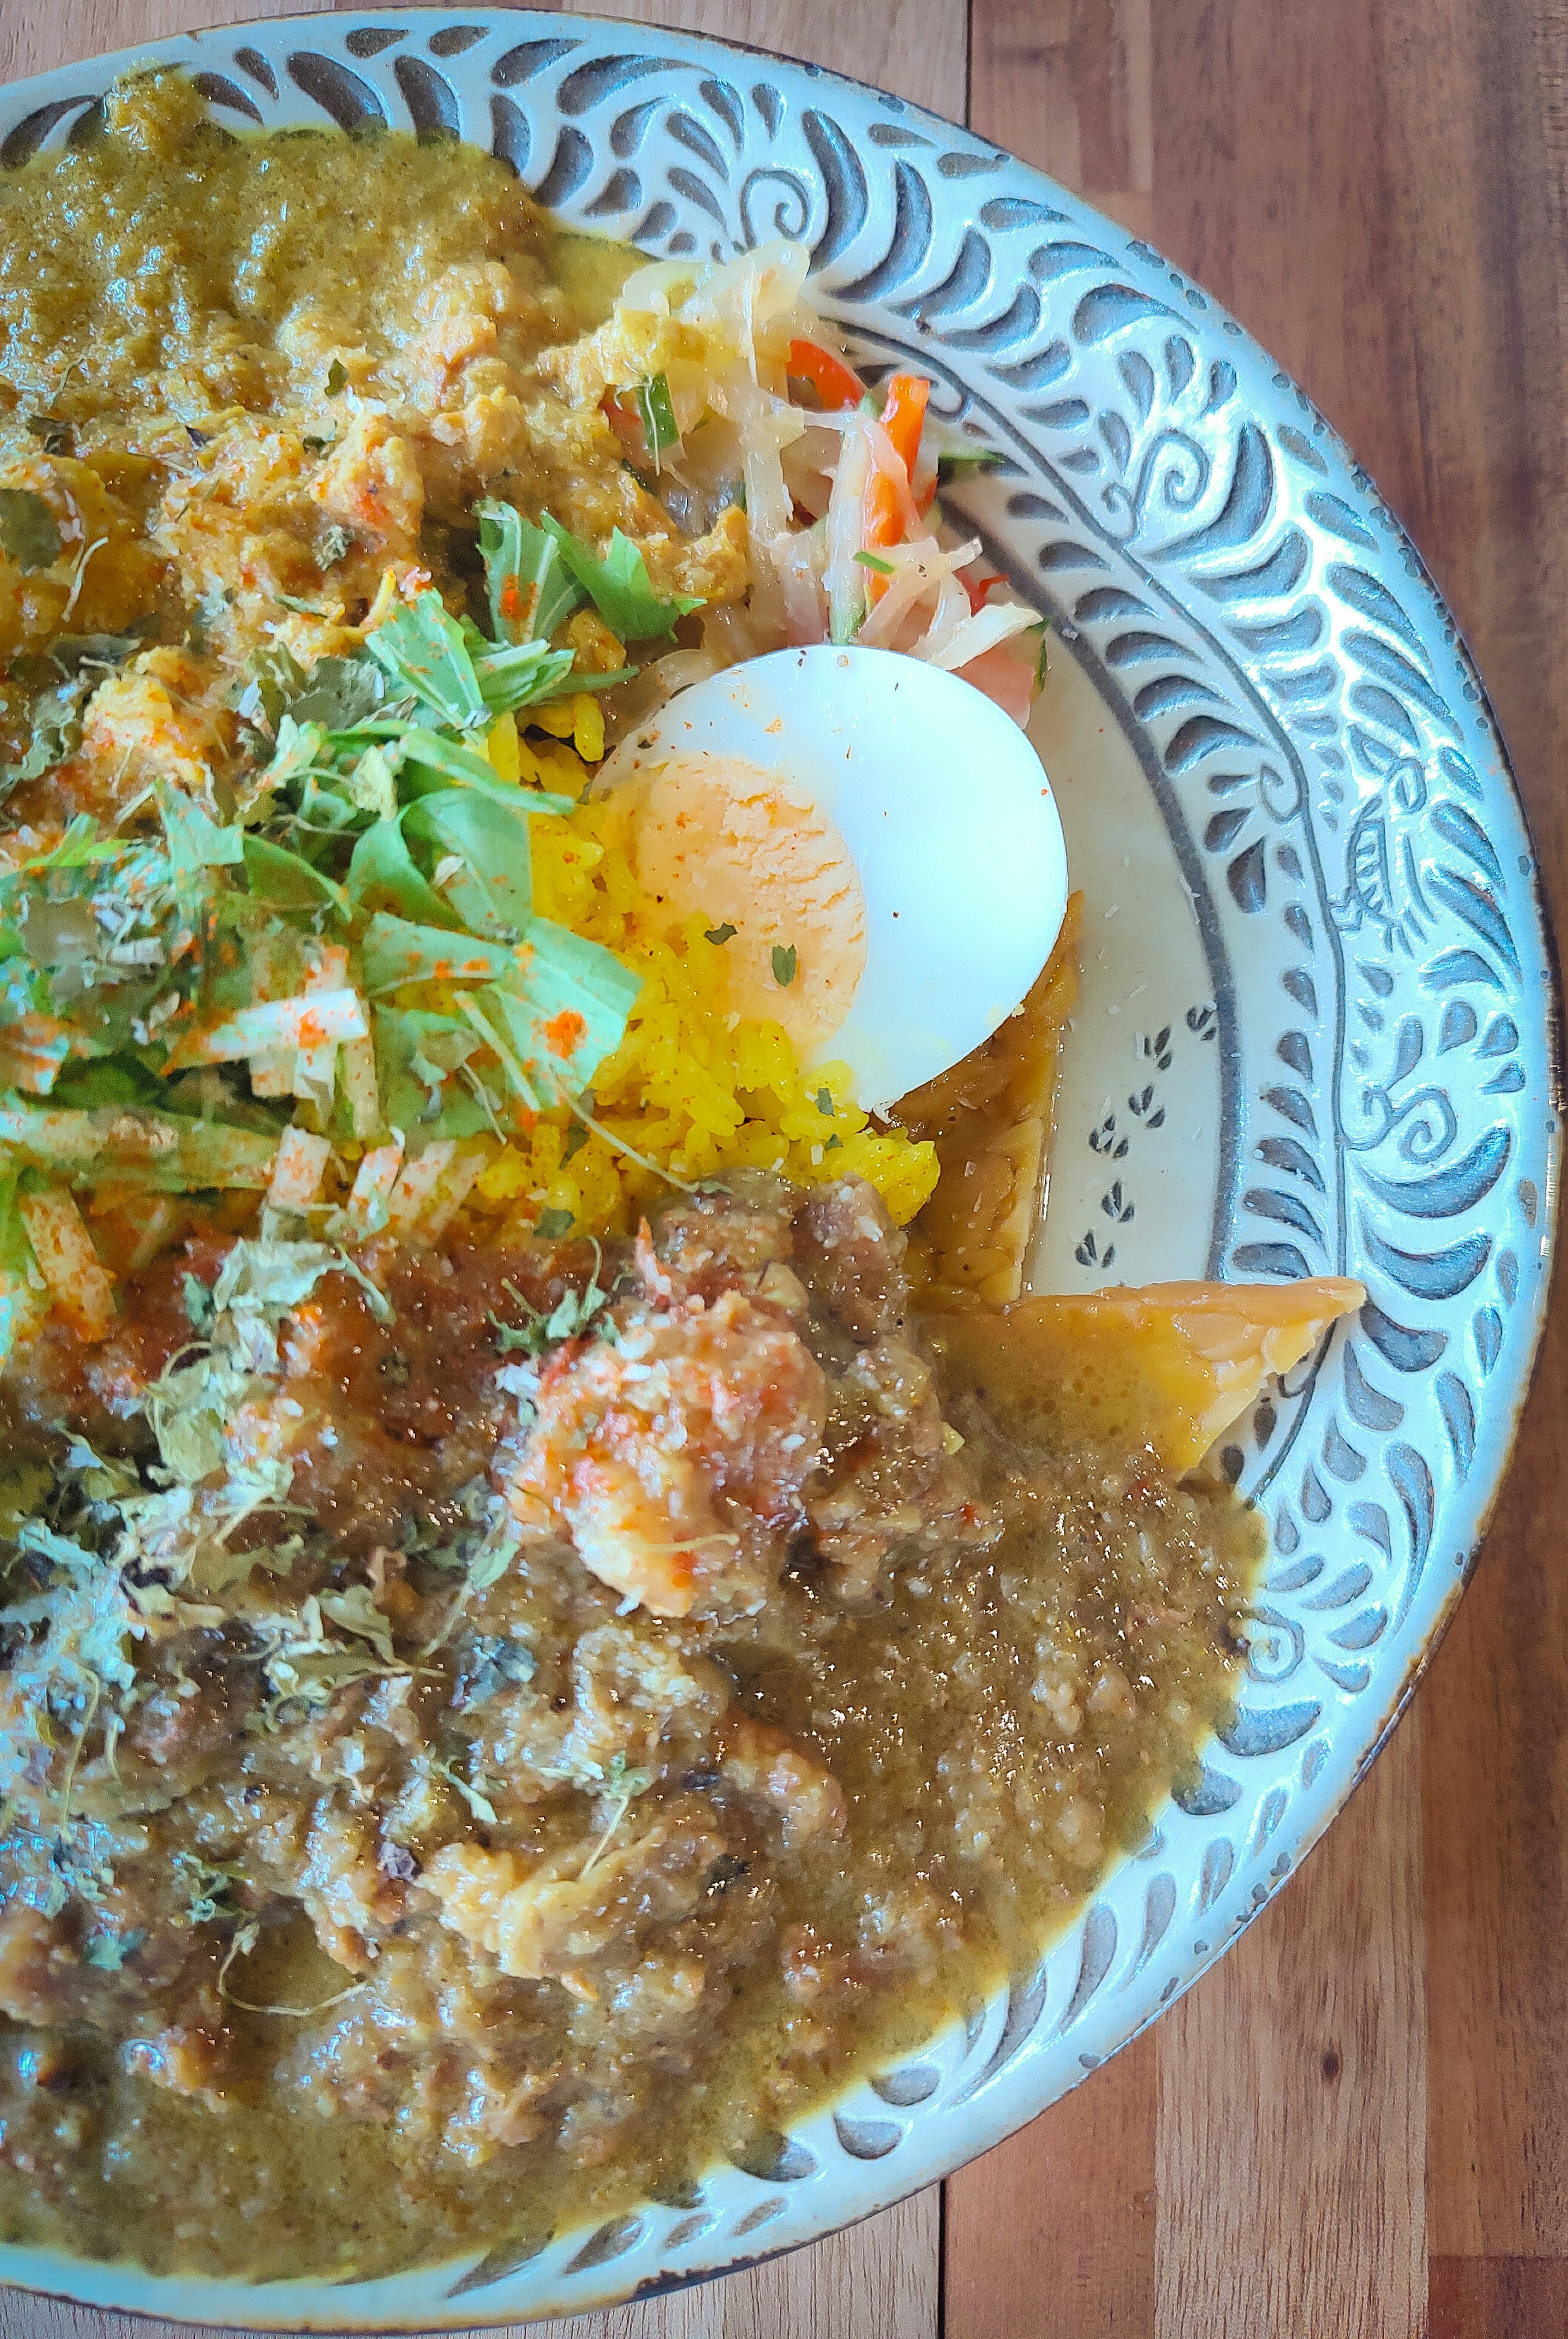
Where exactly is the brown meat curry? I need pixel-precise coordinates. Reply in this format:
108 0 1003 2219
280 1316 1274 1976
0 1175 1253 2280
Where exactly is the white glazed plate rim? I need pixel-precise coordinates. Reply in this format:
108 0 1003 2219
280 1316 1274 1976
0 11 1559 2325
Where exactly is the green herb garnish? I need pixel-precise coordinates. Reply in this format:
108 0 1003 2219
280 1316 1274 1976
490 1250 610 1357
324 359 348 395
704 923 738 946
366 593 490 731
582 1749 657 1875
935 449 1005 483
454 1634 536 1710
477 498 580 646
538 512 703 643
854 549 895 575
771 944 798 986
633 372 679 466
82 1927 146 1972
0 488 62 573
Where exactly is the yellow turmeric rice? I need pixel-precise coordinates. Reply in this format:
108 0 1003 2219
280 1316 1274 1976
459 705 940 1240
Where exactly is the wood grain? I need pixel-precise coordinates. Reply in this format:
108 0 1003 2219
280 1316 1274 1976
330 0 970 120
11 0 969 116
1154 1715 1427 2339
0 0 316 88
945 2029 1156 2339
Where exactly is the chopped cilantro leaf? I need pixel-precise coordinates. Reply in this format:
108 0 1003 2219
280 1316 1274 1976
605 1750 654 1799
429 1756 499 1824
472 635 580 716
324 358 348 395
704 922 737 945
25 413 70 455
175 1854 242 1929
771 943 798 986
537 1206 575 1240
0 488 62 573
490 1253 610 1356
156 780 245 876
815 1087 834 1115
286 654 384 730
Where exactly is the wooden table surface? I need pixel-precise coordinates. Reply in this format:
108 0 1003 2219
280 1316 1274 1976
4 2 1564 2335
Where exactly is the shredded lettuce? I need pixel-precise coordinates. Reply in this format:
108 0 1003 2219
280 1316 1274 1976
0 1102 278 1190
156 780 245 876
365 593 490 732
360 913 518 994
404 789 533 941
538 513 703 642
360 910 639 1110
346 813 456 929
0 489 659 1250
242 834 351 919
476 500 581 645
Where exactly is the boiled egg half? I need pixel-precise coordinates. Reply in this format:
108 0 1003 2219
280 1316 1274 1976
599 645 1069 1113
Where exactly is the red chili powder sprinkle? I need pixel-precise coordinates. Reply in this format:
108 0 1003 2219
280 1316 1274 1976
542 1010 587 1059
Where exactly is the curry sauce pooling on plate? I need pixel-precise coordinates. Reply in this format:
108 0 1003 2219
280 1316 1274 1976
0 76 1358 2282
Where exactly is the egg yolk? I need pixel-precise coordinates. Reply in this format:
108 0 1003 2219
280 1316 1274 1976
630 754 867 1049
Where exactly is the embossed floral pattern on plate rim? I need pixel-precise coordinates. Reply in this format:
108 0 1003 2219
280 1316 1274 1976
0 10 1559 2327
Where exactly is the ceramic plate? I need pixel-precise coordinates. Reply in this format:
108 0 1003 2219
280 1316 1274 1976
0 11 1558 2326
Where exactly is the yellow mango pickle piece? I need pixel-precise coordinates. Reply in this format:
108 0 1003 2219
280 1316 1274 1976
893 892 1082 1305
924 1276 1366 1474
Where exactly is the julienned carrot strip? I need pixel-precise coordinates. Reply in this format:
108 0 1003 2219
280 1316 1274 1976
860 470 902 602
879 374 930 479
860 375 932 601
787 337 864 411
